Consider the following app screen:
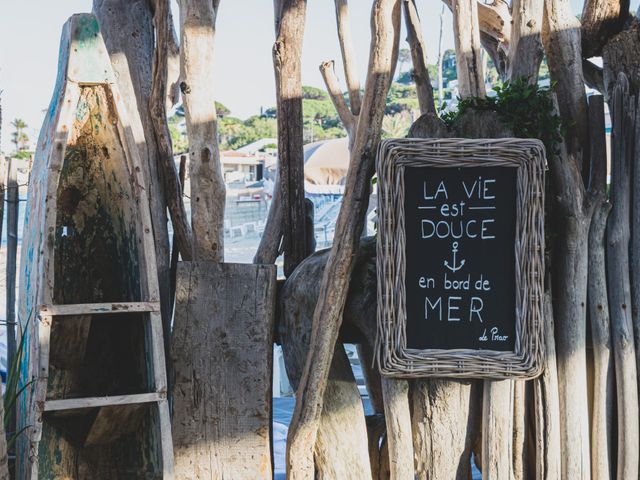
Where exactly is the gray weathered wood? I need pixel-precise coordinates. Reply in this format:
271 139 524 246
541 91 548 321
179 0 225 262
6 159 18 381
542 1 593 476
451 0 485 98
607 73 639 480
534 292 561 480
274 0 309 277
508 0 544 82
172 262 276 479
482 381 514 479
381 378 413 480
587 94 613 480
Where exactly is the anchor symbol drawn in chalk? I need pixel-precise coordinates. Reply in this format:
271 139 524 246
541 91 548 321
444 241 465 273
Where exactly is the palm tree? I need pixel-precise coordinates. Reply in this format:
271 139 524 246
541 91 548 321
10 118 28 151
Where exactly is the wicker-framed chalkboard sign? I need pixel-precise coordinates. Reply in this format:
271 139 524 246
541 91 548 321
376 138 545 379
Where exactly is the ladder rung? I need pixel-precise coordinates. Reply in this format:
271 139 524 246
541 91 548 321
40 302 160 316
44 392 164 412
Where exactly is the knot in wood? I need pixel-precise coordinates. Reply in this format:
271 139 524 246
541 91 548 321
180 81 191 95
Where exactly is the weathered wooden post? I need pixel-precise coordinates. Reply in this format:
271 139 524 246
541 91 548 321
6 158 18 367
6 158 19 441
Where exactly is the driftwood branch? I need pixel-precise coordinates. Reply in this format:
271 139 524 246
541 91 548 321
179 0 226 262
334 0 362 115
508 0 544 82
320 61 356 135
452 0 485 98
274 0 309 276
381 378 413 480
150 0 194 261
607 73 639 479
541 2 594 476
586 94 613 480
403 0 436 115
542 0 588 159
286 1 401 477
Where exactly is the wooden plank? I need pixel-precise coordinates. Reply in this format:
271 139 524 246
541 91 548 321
44 392 163 412
172 262 276 479
40 301 160 316
6 158 18 414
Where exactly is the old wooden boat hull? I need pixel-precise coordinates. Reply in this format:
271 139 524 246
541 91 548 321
17 14 173 479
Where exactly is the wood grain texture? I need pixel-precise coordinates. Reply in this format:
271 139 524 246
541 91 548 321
508 0 544 82
172 262 276 479
178 0 225 262
451 0 485 98
607 73 639 480
381 378 413 480
534 293 561 480
542 1 594 476
586 94 613 480
273 0 309 277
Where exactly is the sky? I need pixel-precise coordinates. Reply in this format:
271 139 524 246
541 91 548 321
0 0 608 152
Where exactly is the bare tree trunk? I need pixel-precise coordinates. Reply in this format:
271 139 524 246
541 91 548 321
451 0 485 98
483 381 514 479
412 380 481 479
403 0 435 115
534 292 562 480
508 0 544 82
381 378 414 480
179 0 225 262
273 0 309 277
607 73 639 480
286 1 401 477
586 94 614 480
542 1 592 477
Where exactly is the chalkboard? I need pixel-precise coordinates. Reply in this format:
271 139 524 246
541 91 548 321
376 138 545 379
404 166 517 351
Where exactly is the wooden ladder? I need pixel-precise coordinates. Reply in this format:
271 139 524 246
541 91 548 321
33 301 174 478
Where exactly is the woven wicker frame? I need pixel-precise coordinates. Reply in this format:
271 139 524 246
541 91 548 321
376 138 545 379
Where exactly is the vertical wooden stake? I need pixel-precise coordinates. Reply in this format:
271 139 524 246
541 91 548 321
0 156 5 248
381 378 414 480
6 158 19 439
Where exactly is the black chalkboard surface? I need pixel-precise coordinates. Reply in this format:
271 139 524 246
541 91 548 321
403 165 517 351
